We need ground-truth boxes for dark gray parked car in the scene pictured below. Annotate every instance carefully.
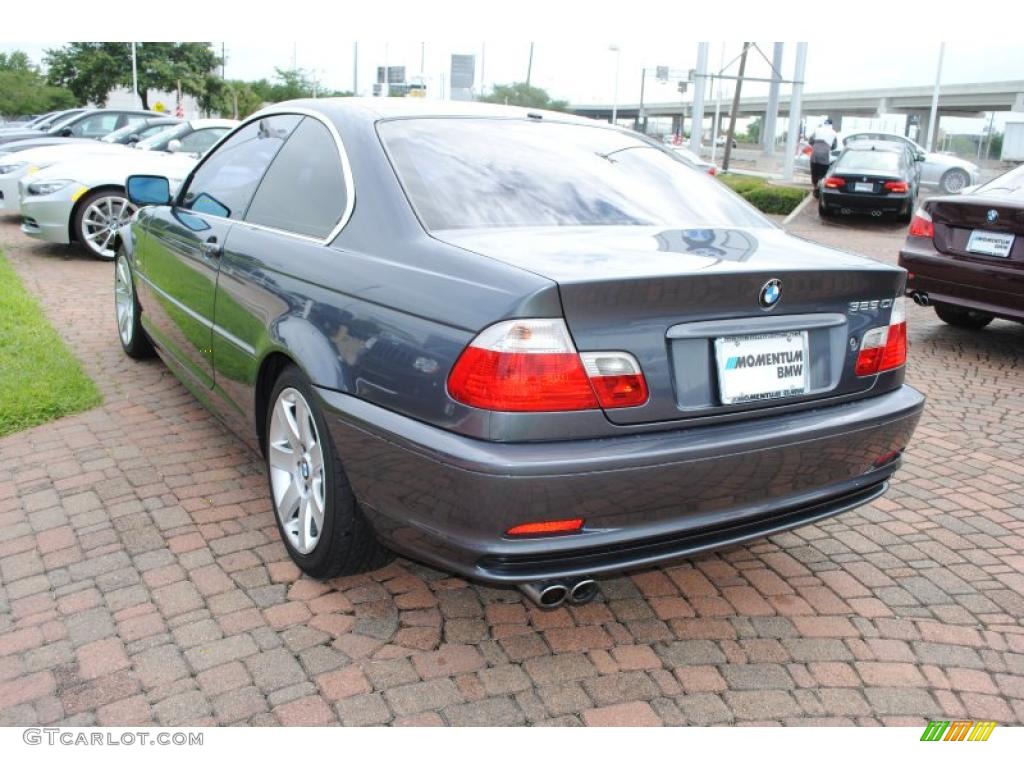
[118,99,924,608]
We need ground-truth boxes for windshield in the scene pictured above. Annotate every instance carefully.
[976,163,1024,198]
[379,118,768,230]
[835,150,902,175]
[135,123,190,151]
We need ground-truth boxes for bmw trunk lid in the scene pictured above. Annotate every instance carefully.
[436,225,907,425]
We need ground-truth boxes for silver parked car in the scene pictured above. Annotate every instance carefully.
[797,131,980,194]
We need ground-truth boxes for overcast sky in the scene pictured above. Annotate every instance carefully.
[5,40,1023,133]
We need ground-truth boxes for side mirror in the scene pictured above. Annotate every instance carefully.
[127,134,141,144]
[126,175,172,206]
[915,152,926,162]
[60,127,73,137]
[167,139,182,153]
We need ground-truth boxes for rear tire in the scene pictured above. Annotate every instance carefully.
[265,365,392,579]
[940,168,970,195]
[818,199,833,218]
[897,203,912,224]
[934,303,993,330]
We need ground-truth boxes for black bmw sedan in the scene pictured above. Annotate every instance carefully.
[117,99,924,608]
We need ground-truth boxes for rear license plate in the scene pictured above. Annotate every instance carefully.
[715,331,809,405]
[966,229,1014,258]
[854,182,874,193]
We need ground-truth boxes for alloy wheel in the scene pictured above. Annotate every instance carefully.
[114,256,134,347]
[942,169,969,194]
[268,387,326,555]
[81,195,137,259]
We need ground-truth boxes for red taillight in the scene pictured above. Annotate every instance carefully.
[447,319,648,412]
[908,207,934,239]
[883,181,908,193]
[707,167,717,176]
[580,352,648,408]
[507,518,584,536]
[855,298,907,376]
[823,177,846,189]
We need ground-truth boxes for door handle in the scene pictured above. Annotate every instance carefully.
[199,237,222,258]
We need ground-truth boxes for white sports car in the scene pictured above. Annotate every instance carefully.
[15,119,237,259]
[19,151,198,259]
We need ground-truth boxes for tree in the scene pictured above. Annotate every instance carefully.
[745,117,762,145]
[45,43,220,110]
[481,82,568,111]
[0,50,77,117]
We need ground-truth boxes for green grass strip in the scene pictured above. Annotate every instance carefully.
[0,250,102,437]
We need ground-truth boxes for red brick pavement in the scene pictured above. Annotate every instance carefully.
[0,211,1022,726]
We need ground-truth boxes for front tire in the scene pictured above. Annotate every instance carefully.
[265,366,391,579]
[74,189,137,260]
[940,168,970,195]
[114,251,155,359]
[934,303,994,330]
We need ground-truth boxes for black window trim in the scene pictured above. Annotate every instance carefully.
[172,107,356,245]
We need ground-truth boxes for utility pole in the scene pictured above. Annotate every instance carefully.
[221,43,226,80]
[782,42,808,181]
[690,42,709,154]
[526,42,534,86]
[722,42,750,172]
[926,42,945,152]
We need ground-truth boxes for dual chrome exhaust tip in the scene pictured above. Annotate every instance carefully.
[520,578,599,609]
[910,291,930,307]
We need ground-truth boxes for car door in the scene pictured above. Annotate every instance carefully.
[211,115,351,429]
[134,114,302,389]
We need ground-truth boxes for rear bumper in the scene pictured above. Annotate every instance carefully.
[821,189,911,213]
[317,385,925,583]
[900,245,1024,322]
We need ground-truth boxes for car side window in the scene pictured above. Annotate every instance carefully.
[244,117,347,239]
[178,128,227,155]
[71,113,120,137]
[179,115,301,220]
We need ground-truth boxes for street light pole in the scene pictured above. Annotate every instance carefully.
[609,45,621,126]
[690,43,709,154]
[131,42,139,109]
[638,68,646,133]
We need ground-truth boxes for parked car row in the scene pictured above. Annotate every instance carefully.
[0,107,237,258]
[108,98,924,605]
[795,130,981,197]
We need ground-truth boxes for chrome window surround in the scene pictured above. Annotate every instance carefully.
[173,107,356,245]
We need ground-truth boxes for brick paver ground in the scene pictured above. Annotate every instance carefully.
[1,207,1022,727]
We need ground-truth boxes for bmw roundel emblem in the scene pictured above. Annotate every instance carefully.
[987,209,999,223]
[759,279,782,309]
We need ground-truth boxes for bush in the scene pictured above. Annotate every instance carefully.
[717,174,807,215]
[741,185,808,215]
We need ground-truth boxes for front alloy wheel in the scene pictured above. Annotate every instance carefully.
[268,387,327,555]
[77,191,137,259]
[114,250,154,359]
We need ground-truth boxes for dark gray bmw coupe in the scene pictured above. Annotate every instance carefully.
[117,99,923,608]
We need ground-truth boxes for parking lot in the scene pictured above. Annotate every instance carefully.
[1,203,1023,727]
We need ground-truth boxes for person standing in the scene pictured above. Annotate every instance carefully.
[807,118,839,197]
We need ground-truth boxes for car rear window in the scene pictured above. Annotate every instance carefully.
[835,150,901,175]
[378,118,768,231]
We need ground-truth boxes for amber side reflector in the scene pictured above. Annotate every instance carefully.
[506,518,585,536]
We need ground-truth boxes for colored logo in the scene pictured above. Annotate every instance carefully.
[986,209,999,223]
[759,279,782,309]
[920,720,997,742]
